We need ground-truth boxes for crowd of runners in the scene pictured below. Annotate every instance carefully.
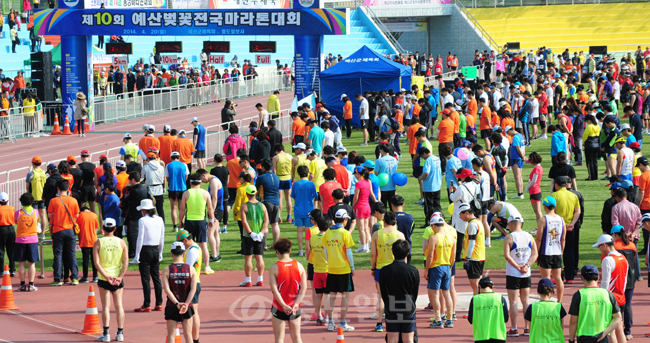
[0,48,648,343]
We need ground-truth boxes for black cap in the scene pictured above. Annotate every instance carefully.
[637,156,649,167]
[580,265,599,275]
[479,277,493,288]
[555,176,568,186]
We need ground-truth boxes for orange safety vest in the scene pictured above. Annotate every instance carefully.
[16,208,38,238]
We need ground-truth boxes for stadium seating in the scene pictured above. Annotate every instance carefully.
[468,3,650,53]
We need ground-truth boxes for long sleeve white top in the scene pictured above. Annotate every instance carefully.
[134,214,165,262]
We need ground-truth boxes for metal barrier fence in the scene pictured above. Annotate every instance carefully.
[0,103,45,140]
[93,73,286,125]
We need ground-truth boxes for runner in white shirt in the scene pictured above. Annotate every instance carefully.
[357,94,370,145]
[535,196,566,302]
[256,103,269,128]
[530,97,539,140]
[503,215,537,337]
[493,88,502,111]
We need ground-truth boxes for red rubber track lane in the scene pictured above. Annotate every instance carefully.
[0,91,293,177]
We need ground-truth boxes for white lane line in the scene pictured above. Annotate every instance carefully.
[5,310,98,337]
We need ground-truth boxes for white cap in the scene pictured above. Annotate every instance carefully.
[592,234,614,248]
[171,151,180,158]
[123,133,132,139]
[136,199,156,211]
[191,117,199,123]
[337,146,347,153]
[429,213,445,225]
[147,124,156,132]
[0,192,8,202]
[340,94,347,100]
[620,123,631,130]
[116,160,126,168]
[142,124,149,130]
[508,214,523,222]
[163,125,171,132]
[455,106,462,111]
[171,241,186,252]
[293,142,306,150]
[304,149,314,155]
[178,130,186,135]
[102,67,106,71]
[457,203,471,213]
[505,125,514,132]
[335,208,351,219]
[104,218,116,227]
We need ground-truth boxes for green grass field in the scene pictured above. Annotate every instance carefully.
[35,127,644,274]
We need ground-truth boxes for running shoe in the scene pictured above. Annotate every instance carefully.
[507,328,519,337]
[316,318,325,326]
[18,284,27,292]
[204,266,215,274]
[71,279,79,285]
[92,277,98,283]
[374,324,383,332]
[340,324,355,331]
[115,333,124,342]
[97,334,110,342]
[286,216,293,224]
[530,229,537,235]
[28,284,38,292]
[511,194,524,199]
[49,281,63,286]
[444,320,454,328]
[298,250,305,257]
[369,313,385,319]
[63,278,70,284]
[452,313,457,321]
[256,281,264,286]
[414,198,424,205]
[134,306,151,312]
[327,322,336,331]
[493,235,506,240]
[240,281,252,287]
[429,321,444,329]
[354,247,366,253]
[310,313,319,320]
[564,280,573,285]
[524,328,530,336]
[79,277,89,283]
[423,304,433,311]
[154,305,163,311]
[10,271,15,277]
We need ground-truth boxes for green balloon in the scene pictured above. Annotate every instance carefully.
[378,173,389,187]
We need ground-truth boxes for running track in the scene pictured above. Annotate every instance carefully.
[3,269,650,342]
[0,91,294,177]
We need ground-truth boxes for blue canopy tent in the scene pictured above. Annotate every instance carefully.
[320,46,412,127]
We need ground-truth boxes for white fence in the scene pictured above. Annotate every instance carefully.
[0,103,46,140]
[0,110,293,211]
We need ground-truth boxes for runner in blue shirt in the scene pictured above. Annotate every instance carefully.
[165,151,190,232]
[420,147,443,229]
[192,117,207,170]
[290,165,318,256]
[306,119,326,154]
[374,143,398,208]
[255,159,281,245]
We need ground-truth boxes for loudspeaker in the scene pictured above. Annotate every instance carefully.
[31,52,54,101]
[589,46,607,56]
[506,42,520,50]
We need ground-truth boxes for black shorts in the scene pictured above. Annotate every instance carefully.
[33,200,46,210]
[98,279,124,292]
[185,220,208,243]
[538,254,562,269]
[480,200,489,215]
[385,313,417,333]
[264,201,280,224]
[13,242,39,263]
[360,119,369,129]
[326,273,354,293]
[164,303,195,322]
[466,260,485,280]
[506,275,531,290]
[192,282,201,304]
[243,236,264,256]
[529,192,542,202]
[80,185,96,203]
[271,306,301,321]
[168,191,184,201]
[531,118,539,124]
[194,150,206,159]
[307,263,314,281]
[214,208,224,222]
[480,129,492,139]
[413,166,423,178]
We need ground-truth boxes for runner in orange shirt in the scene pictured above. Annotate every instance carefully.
[478,98,493,150]
[139,125,161,158]
[158,125,176,165]
[467,93,478,117]
[342,94,353,139]
[77,206,99,282]
[446,104,460,147]
[172,130,195,173]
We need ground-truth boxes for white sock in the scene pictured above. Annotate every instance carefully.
[244,277,251,283]
[257,276,263,282]
[486,237,491,245]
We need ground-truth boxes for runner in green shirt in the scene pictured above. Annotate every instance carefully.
[468,277,509,342]
[240,185,269,287]
[525,278,567,343]
[459,112,467,139]
[568,265,621,343]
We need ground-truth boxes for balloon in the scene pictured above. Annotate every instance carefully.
[378,173,389,187]
[457,147,470,161]
[392,172,408,187]
[448,203,454,216]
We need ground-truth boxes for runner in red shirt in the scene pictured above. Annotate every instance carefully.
[270,238,307,342]
[319,168,342,214]
[596,233,628,343]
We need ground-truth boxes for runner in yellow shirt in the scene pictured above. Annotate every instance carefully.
[370,212,405,332]
[272,144,293,223]
[459,203,486,295]
[425,213,456,329]
[305,209,329,326]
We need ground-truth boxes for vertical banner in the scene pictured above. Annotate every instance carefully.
[294,35,322,100]
[61,35,94,132]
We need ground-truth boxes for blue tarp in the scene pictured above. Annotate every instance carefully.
[320,46,412,127]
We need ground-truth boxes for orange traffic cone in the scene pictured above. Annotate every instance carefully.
[62,116,72,135]
[0,265,19,311]
[85,116,90,132]
[336,327,345,343]
[80,285,102,335]
[51,113,62,135]
[164,323,182,343]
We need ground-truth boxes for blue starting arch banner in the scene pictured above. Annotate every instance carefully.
[34,8,348,36]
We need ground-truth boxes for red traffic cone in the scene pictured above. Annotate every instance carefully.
[0,265,19,310]
[62,116,72,135]
[51,113,62,135]
[80,285,102,335]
